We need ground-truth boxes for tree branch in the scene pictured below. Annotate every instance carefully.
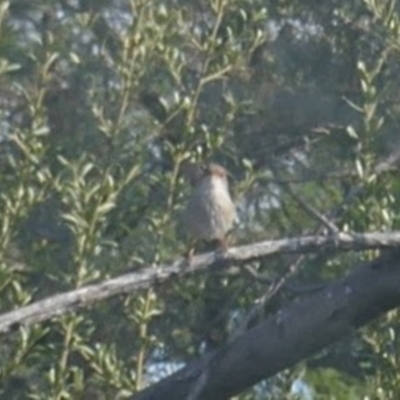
[131,249,400,400]
[1,231,400,333]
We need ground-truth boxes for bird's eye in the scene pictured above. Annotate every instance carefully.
[200,164,209,174]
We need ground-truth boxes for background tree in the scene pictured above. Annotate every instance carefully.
[1,0,400,399]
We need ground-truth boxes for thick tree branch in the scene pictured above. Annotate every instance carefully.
[131,250,400,400]
[1,231,400,334]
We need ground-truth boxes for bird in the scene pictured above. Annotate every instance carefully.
[183,163,236,256]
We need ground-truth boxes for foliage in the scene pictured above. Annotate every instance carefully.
[0,0,400,398]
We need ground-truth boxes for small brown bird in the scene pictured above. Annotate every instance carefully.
[184,163,236,254]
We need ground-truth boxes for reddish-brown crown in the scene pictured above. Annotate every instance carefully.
[204,163,228,179]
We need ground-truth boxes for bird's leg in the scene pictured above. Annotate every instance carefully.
[184,238,197,264]
[216,237,228,253]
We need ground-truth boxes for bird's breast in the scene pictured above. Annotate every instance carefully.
[185,178,236,240]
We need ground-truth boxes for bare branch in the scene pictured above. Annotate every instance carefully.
[1,231,400,333]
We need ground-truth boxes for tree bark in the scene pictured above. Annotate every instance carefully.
[132,250,400,400]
